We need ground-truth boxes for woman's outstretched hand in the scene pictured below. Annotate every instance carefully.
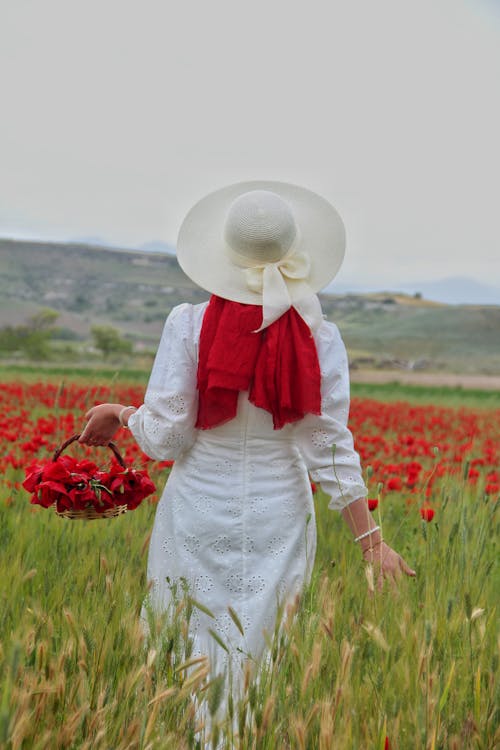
[79,403,123,446]
[340,498,416,591]
[363,542,416,591]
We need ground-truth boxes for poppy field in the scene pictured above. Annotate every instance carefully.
[0,376,499,749]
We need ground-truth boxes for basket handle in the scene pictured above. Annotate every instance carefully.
[52,434,127,468]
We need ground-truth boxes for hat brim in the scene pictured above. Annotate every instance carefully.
[176,180,346,305]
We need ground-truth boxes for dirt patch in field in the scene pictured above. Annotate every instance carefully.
[350,369,500,391]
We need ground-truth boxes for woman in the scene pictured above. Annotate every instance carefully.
[80,181,415,681]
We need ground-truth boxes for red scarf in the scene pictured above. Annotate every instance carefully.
[196,295,322,430]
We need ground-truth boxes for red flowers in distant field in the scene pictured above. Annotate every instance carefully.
[1,381,498,517]
[368,498,379,511]
[23,454,155,514]
[420,506,435,522]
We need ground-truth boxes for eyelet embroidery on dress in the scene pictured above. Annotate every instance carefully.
[213,611,252,644]
[249,496,268,515]
[188,610,201,637]
[166,394,187,415]
[212,535,231,554]
[160,536,175,556]
[194,574,214,594]
[214,459,233,477]
[224,573,266,595]
[224,498,242,518]
[214,613,233,638]
[267,536,286,557]
[241,613,252,633]
[243,535,255,553]
[164,432,185,451]
[247,575,266,594]
[149,416,162,436]
[282,497,296,519]
[193,494,214,515]
[183,535,201,555]
[311,429,331,448]
[271,458,289,480]
[225,573,244,594]
[277,577,289,598]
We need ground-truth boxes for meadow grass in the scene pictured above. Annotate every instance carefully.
[0,363,150,385]
[1,468,498,748]
[350,381,500,410]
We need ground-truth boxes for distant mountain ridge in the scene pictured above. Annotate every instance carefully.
[69,236,176,255]
[57,234,500,305]
[1,237,499,374]
[10,233,499,304]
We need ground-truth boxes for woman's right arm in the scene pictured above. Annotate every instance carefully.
[80,304,200,461]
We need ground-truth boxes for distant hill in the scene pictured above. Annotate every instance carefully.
[0,237,207,341]
[1,238,499,374]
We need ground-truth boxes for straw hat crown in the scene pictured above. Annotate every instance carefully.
[224,190,298,264]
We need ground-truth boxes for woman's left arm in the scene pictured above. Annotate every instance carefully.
[295,321,415,586]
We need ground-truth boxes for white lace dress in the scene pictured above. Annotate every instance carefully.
[128,302,366,676]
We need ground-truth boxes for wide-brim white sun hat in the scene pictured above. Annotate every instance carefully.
[176,180,346,330]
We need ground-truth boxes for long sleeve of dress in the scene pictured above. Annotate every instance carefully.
[295,321,367,511]
[128,304,199,461]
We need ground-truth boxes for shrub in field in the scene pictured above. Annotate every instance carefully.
[0,309,60,360]
[91,325,133,359]
[0,379,499,748]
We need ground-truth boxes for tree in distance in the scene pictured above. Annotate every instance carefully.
[91,325,133,358]
[0,308,60,359]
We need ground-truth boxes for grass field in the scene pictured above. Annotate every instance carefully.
[0,376,498,749]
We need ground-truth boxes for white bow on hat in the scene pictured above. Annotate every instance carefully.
[236,246,323,331]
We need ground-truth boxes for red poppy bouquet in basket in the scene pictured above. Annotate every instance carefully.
[22,434,156,519]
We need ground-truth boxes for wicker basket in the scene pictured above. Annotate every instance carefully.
[52,434,129,520]
[56,503,128,521]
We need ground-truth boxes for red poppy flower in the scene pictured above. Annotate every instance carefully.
[420,506,435,522]
[386,477,403,491]
[368,498,378,511]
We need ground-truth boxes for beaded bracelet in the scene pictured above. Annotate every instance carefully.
[353,526,380,543]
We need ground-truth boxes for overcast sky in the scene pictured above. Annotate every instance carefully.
[1,0,499,287]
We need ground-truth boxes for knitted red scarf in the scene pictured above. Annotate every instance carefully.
[196,295,322,430]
